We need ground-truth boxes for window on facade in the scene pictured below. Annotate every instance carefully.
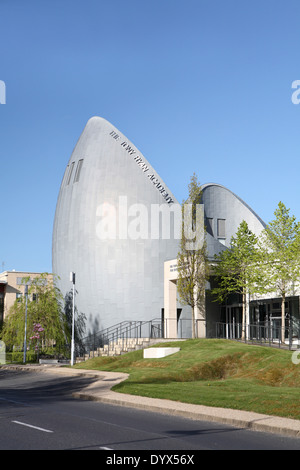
[66,162,75,185]
[74,159,84,183]
[217,219,226,238]
[17,277,28,286]
[16,293,22,302]
[205,218,213,236]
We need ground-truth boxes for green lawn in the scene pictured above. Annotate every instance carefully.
[73,339,300,420]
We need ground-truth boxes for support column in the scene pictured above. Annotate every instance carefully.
[164,262,178,339]
[194,297,206,338]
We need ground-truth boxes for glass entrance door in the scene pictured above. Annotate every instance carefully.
[225,305,243,339]
[271,317,281,341]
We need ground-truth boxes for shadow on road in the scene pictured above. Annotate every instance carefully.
[0,369,99,403]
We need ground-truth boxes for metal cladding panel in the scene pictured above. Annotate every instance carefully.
[52,117,180,334]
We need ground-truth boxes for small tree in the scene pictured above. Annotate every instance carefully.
[259,202,300,342]
[29,323,45,360]
[211,220,261,338]
[177,174,209,338]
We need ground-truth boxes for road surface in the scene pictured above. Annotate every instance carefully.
[0,369,299,451]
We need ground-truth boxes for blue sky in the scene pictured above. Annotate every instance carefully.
[1,0,300,273]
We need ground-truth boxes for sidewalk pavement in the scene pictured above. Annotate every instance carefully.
[2,363,300,439]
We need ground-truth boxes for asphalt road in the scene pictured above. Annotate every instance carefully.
[0,369,299,451]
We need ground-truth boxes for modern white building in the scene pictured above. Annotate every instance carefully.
[52,117,181,335]
[52,117,299,342]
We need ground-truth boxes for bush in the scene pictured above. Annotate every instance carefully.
[11,351,37,363]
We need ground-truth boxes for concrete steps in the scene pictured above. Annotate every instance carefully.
[76,337,152,361]
[76,337,184,362]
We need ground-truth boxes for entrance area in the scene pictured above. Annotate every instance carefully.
[164,259,206,339]
[216,296,300,347]
[219,304,243,339]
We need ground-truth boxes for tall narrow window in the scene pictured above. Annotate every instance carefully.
[206,218,214,236]
[74,159,84,183]
[217,219,226,238]
[66,162,75,185]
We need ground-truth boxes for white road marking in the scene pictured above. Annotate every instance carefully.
[99,446,113,450]
[12,420,53,433]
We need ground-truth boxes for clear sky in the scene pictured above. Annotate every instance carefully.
[1,0,300,273]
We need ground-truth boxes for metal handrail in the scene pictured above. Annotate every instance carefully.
[79,318,163,359]
[215,321,298,350]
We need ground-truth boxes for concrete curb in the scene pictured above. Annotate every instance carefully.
[73,390,300,438]
[2,364,300,439]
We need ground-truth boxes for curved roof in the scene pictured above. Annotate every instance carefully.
[200,183,266,252]
[201,183,266,228]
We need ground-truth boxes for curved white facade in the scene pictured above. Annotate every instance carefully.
[201,183,266,249]
[52,117,181,333]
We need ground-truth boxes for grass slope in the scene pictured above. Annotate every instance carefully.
[74,339,300,420]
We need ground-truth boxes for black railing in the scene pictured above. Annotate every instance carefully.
[215,321,300,350]
[79,319,164,359]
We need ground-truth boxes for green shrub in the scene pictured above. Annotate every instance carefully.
[11,351,37,363]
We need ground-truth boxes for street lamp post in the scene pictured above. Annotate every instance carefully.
[70,272,75,366]
[23,285,28,363]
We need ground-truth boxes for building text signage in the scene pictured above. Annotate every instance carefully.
[109,130,174,204]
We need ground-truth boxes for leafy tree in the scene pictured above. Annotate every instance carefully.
[1,273,66,354]
[211,220,261,338]
[177,174,209,338]
[259,202,300,342]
